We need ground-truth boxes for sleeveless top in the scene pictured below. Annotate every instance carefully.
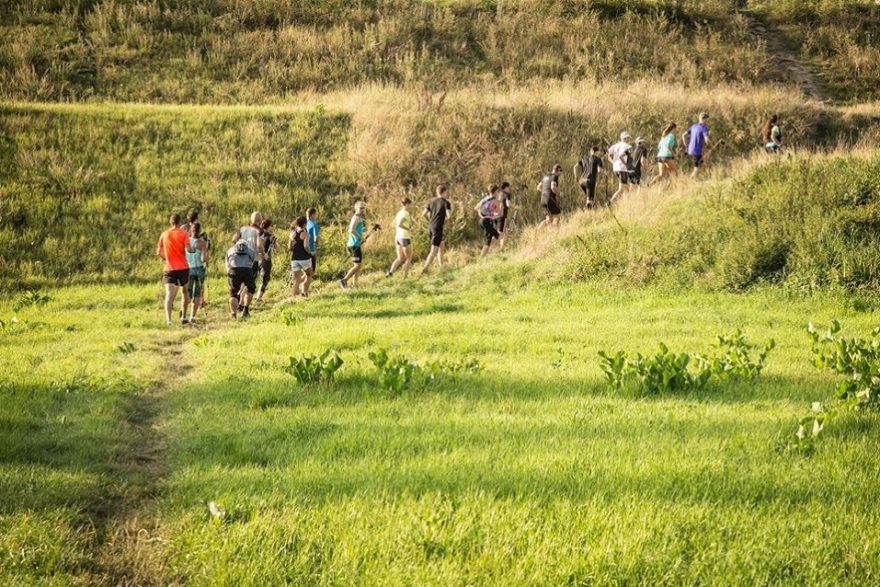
[290,228,310,261]
[186,237,204,269]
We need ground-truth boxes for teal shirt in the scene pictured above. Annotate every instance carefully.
[658,133,676,158]
[347,216,364,247]
[186,237,204,269]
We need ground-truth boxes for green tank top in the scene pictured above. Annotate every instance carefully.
[186,237,204,269]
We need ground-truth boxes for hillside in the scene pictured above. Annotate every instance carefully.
[2,0,878,103]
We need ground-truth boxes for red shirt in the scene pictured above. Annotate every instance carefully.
[157,227,190,271]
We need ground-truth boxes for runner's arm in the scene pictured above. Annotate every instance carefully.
[573,161,582,182]
[157,237,164,260]
[199,240,208,265]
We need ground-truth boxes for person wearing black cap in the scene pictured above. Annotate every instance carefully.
[537,164,563,227]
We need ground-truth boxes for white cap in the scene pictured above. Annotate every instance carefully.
[620,131,631,141]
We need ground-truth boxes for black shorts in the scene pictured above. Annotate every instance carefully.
[429,226,444,247]
[630,173,641,185]
[496,216,508,233]
[543,201,561,216]
[616,171,629,184]
[348,245,363,264]
[228,267,256,297]
[480,218,500,245]
[258,259,272,292]
[691,154,704,168]
[580,181,597,200]
[163,268,189,287]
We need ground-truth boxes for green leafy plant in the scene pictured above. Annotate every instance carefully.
[788,321,880,452]
[369,349,421,394]
[598,344,710,395]
[279,309,301,326]
[0,316,48,335]
[117,341,137,354]
[705,329,776,380]
[192,334,210,348]
[13,289,51,311]
[284,351,344,385]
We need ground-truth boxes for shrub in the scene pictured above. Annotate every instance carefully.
[13,289,50,311]
[705,329,776,380]
[284,351,344,385]
[368,349,422,395]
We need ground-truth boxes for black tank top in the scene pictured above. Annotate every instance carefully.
[290,228,310,261]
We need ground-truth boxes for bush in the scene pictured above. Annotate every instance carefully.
[368,349,422,395]
[284,351,344,385]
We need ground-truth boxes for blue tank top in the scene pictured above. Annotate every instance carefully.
[347,216,365,247]
[186,237,204,268]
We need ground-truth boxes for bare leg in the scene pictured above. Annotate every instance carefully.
[388,244,405,275]
[437,243,444,267]
[164,284,177,324]
[292,270,303,297]
[229,295,239,317]
[303,270,313,296]
[401,247,412,277]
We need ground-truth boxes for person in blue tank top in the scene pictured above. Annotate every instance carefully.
[650,122,678,186]
[339,201,379,289]
[184,221,209,323]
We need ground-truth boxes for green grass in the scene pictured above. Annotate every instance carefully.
[3,272,880,584]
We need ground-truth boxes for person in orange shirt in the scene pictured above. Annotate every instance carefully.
[157,213,195,325]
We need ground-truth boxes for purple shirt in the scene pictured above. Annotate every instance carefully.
[687,123,710,156]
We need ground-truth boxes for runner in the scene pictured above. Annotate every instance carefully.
[683,112,712,178]
[184,221,209,323]
[497,181,514,249]
[387,197,414,278]
[225,238,256,320]
[156,214,194,326]
[650,122,678,185]
[574,146,604,208]
[289,216,314,297]
[339,201,378,289]
[306,207,320,274]
[630,137,648,192]
[763,114,783,152]
[607,132,633,203]
[537,164,563,227]
[233,212,265,308]
[475,185,502,257]
[255,218,276,302]
[421,185,452,274]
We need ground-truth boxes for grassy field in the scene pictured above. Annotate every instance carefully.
[3,269,880,584]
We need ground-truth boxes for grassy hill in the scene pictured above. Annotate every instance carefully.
[2,0,878,103]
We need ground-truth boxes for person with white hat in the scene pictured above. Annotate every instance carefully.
[607,131,633,203]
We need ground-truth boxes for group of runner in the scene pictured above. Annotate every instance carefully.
[155,112,783,324]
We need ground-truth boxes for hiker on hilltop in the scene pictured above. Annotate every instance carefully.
[650,122,678,185]
[233,212,265,314]
[497,181,514,249]
[575,146,604,209]
[289,216,314,297]
[387,197,414,279]
[608,132,633,203]
[537,164,563,227]
[157,213,195,326]
[254,218,276,303]
[630,137,648,192]
[306,208,320,274]
[683,112,712,178]
[184,221,209,323]
[339,201,378,289]
[421,185,452,274]
[763,114,783,153]
[225,238,256,320]
[475,184,502,257]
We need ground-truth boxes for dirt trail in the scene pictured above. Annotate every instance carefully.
[739,11,827,102]
[85,333,196,586]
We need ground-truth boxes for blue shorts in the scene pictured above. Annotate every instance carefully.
[187,266,205,298]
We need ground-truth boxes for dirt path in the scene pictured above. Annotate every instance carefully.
[85,333,196,586]
[739,11,827,102]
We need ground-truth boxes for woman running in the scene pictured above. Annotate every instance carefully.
[475,185,501,257]
[340,201,377,289]
[184,221,208,322]
[387,197,414,278]
[289,216,313,298]
[651,122,678,185]
[763,115,783,153]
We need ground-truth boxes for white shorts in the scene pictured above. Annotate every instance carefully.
[291,259,312,272]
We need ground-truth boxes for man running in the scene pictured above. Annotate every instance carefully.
[575,146,604,209]
[387,197,414,278]
[306,207,320,273]
[184,221,208,323]
[497,181,514,249]
[608,132,633,203]
[421,185,452,274]
[156,214,194,326]
[255,218,276,303]
[225,238,256,320]
[339,201,377,289]
[537,164,563,227]
[475,185,502,257]
[233,212,264,315]
[684,112,712,178]
[630,137,648,192]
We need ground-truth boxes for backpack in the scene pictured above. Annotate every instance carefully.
[479,196,495,218]
[540,174,555,204]
[234,240,249,256]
